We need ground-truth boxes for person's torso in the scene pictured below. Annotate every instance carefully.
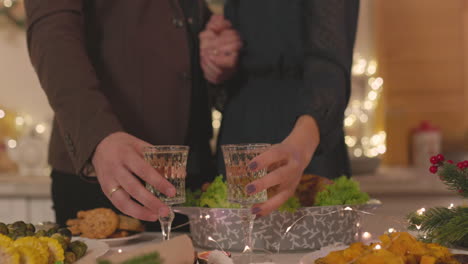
[50,0,214,179]
[82,0,207,144]
[217,0,349,178]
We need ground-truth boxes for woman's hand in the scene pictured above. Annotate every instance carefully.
[92,132,175,221]
[245,116,320,217]
[199,15,242,84]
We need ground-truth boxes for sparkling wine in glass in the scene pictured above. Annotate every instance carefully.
[222,143,271,263]
[143,145,189,241]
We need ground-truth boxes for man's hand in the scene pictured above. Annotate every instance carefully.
[199,15,242,84]
[92,132,176,221]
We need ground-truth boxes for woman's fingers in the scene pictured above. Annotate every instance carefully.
[251,188,295,217]
[246,165,292,195]
[248,145,288,171]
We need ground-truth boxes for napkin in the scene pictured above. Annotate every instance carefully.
[97,235,195,264]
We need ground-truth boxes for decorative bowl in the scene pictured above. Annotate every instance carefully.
[175,200,381,252]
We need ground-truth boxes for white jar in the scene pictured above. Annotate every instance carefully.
[412,121,441,168]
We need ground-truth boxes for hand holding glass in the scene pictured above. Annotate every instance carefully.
[222,143,271,263]
[143,145,189,241]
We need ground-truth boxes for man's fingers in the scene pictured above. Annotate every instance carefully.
[217,30,242,46]
[210,54,238,69]
[115,168,169,214]
[207,15,232,32]
[202,57,222,76]
[103,179,160,221]
[219,41,242,54]
[125,151,176,197]
[201,59,222,84]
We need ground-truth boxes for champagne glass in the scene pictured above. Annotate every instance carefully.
[205,0,226,15]
[222,144,271,263]
[143,145,189,241]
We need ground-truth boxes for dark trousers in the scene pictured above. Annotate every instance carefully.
[50,170,189,231]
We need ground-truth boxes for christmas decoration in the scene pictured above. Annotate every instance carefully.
[345,55,386,161]
[408,154,468,247]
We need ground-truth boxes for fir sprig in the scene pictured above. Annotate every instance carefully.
[407,154,468,247]
[408,206,468,247]
[437,163,468,198]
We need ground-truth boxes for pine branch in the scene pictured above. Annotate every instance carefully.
[434,212,468,245]
[438,163,468,198]
[421,207,456,232]
[407,206,468,247]
[407,207,454,232]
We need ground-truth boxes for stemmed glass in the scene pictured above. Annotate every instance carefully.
[222,143,271,263]
[143,145,189,241]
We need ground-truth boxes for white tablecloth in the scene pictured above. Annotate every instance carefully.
[103,232,309,264]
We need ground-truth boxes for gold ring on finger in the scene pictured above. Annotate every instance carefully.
[108,185,123,198]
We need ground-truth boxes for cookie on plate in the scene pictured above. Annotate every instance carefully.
[118,215,144,232]
[78,208,119,239]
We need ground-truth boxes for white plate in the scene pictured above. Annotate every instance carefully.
[97,233,144,247]
[74,238,110,264]
[300,245,468,264]
[300,245,348,264]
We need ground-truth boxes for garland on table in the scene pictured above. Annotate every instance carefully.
[408,154,468,247]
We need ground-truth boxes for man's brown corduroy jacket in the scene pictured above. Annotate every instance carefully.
[25,0,209,175]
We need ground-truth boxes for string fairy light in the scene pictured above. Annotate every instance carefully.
[346,54,386,159]
[416,208,426,216]
[208,236,229,256]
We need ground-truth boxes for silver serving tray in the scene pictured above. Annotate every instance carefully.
[175,200,381,252]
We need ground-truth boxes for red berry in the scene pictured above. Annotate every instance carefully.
[463,161,468,168]
[430,156,439,165]
[447,160,454,164]
[458,162,465,169]
[436,154,445,162]
[429,166,438,174]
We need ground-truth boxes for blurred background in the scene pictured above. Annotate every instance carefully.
[0,0,467,236]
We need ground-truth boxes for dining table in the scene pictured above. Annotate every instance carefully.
[98,232,309,264]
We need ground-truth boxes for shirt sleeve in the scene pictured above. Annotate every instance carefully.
[298,0,359,153]
[25,0,123,175]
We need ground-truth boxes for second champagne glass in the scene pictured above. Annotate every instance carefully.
[222,143,271,263]
[143,145,189,241]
